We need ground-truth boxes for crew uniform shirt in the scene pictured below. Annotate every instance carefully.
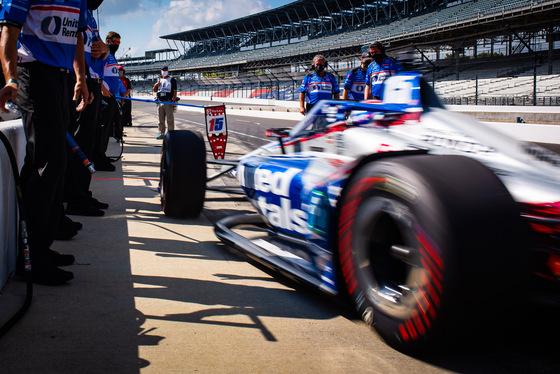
[84,9,104,78]
[299,72,340,105]
[103,53,121,95]
[366,57,402,99]
[156,76,177,102]
[0,0,87,70]
[343,67,368,101]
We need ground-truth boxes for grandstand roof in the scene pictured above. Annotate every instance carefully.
[161,0,396,43]
[146,48,178,53]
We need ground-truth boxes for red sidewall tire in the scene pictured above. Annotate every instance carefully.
[337,154,527,352]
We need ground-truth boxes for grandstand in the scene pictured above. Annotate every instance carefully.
[122,0,560,105]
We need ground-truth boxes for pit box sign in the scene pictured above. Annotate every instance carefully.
[204,105,228,159]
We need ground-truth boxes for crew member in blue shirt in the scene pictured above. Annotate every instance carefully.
[64,0,111,218]
[299,54,340,115]
[93,30,122,171]
[343,52,373,101]
[364,41,403,100]
[0,0,91,285]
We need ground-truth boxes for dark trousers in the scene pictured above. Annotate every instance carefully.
[113,100,123,140]
[122,98,132,125]
[93,94,119,164]
[17,62,69,264]
[65,78,102,207]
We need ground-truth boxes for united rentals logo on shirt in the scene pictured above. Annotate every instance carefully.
[41,16,79,37]
[1,0,86,69]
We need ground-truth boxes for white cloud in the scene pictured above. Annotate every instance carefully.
[146,0,268,52]
[154,0,267,34]
[97,0,274,57]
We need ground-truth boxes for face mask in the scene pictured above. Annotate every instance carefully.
[87,0,104,10]
[374,55,384,65]
[109,44,119,54]
[315,64,325,73]
[161,70,169,77]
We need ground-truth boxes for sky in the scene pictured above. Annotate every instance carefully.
[95,0,295,60]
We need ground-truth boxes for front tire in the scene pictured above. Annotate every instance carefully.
[337,155,527,352]
[160,130,206,217]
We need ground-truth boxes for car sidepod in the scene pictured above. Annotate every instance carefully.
[216,154,352,295]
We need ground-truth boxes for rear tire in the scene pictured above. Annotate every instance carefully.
[337,154,527,352]
[160,130,206,217]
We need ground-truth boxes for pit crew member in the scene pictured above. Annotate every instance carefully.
[299,54,340,115]
[364,41,403,100]
[0,0,91,284]
[343,52,373,101]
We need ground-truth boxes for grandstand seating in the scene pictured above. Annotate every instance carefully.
[179,91,198,96]
[134,57,559,101]
[434,74,560,99]
[212,90,235,98]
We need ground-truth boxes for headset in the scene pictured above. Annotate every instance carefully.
[369,41,386,54]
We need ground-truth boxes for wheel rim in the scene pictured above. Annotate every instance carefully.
[353,196,428,319]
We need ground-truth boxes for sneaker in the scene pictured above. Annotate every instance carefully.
[49,249,75,266]
[156,134,163,140]
[54,224,78,240]
[32,265,74,285]
[64,215,83,231]
[55,215,82,240]
[94,162,116,172]
[90,198,109,210]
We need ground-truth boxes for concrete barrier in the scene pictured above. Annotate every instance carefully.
[0,120,25,288]
[448,105,560,126]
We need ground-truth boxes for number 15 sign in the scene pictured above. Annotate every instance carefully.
[204,105,228,159]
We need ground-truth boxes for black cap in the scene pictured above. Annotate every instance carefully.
[361,52,373,61]
[161,65,169,70]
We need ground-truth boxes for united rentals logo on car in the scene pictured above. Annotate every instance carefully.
[239,164,308,235]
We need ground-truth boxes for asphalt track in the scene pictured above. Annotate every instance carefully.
[0,101,558,373]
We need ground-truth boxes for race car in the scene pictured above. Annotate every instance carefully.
[159,72,560,353]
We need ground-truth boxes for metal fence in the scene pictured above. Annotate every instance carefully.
[442,96,560,106]
[133,74,560,105]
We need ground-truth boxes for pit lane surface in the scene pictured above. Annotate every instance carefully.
[0,101,557,373]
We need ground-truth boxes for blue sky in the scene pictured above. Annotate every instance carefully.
[95,0,295,59]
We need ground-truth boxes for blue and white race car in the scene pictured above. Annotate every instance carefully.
[159,72,560,353]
